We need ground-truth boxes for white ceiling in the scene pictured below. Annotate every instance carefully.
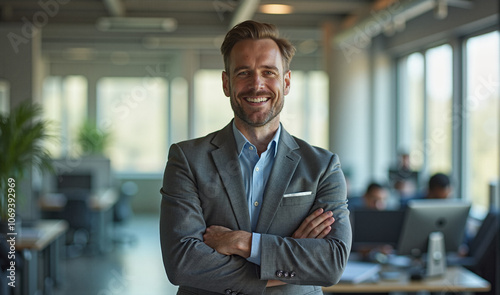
[1,0,379,60]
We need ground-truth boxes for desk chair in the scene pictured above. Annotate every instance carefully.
[112,189,137,245]
[449,210,499,295]
[61,189,93,257]
[466,210,499,295]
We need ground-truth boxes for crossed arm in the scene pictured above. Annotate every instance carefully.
[161,143,351,293]
[203,208,335,287]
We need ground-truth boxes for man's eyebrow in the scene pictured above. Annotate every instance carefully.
[232,65,280,73]
[233,66,250,73]
[261,65,280,72]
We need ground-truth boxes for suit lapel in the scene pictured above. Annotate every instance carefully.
[256,128,301,233]
[211,123,252,232]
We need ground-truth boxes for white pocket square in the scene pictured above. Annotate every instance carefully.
[283,191,312,198]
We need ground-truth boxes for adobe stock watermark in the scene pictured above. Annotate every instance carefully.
[339,1,403,63]
[51,62,170,175]
[96,269,135,295]
[7,0,70,54]
[212,0,238,22]
[410,74,499,165]
[98,63,170,133]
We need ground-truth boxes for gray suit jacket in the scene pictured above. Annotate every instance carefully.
[160,122,351,295]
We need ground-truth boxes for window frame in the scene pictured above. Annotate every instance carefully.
[394,28,499,213]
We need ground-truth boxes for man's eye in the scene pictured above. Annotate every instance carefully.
[237,71,249,76]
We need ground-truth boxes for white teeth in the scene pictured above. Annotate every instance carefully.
[245,97,268,103]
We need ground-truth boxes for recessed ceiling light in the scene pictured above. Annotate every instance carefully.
[259,4,293,14]
[96,17,177,32]
[63,48,95,61]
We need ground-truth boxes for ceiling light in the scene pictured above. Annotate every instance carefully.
[143,37,220,49]
[96,17,177,32]
[259,4,293,14]
[63,48,96,61]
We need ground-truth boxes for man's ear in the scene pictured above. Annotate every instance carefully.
[284,70,291,96]
[222,71,230,97]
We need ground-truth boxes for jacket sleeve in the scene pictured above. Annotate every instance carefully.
[159,143,267,295]
[259,153,352,286]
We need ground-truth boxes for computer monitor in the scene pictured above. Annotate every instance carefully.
[397,199,471,256]
[42,157,113,194]
[56,173,92,192]
[352,209,406,247]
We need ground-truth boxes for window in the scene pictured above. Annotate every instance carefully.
[193,70,233,138]
[396,31,499,211]
[170,77,189,143]
[398,52,425,171]
[426,44,453,174]
[282,71,329,149]
[465,31,499,210]
[42,75,88,158]
[0,80,9,116]
[398,45,453,175]
[97,77,168,174]
[193,69,329,148]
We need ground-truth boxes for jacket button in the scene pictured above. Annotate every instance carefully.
[276,270,284,277]
[284,271,290,278]
[225,289,232,294]
[290,271,296,278]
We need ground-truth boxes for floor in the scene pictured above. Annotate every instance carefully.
[53,214,178,295]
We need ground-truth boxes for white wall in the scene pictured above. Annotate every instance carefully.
[370,36,393,184]
[327,33,394,196]
[329,45,371,195]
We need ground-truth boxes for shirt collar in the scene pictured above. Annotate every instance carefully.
[232,122,281,157]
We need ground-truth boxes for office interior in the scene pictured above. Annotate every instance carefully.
[0,0,498,294]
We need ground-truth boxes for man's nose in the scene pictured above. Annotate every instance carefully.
[250,73,264,90]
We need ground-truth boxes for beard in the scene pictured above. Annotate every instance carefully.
[230,89,284,127]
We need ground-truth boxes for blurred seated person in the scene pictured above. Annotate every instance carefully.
[351,183,394,262]
[389,152,419,199]
[348,182,388,211]
[362,182,389,211]
[400,172,452,208]
[426,172,452,199]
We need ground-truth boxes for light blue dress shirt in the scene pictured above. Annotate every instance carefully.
[233,123,281,265]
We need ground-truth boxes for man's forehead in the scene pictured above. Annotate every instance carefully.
[229,38,283,69]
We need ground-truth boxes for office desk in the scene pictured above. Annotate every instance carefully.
[17,220,68,295]
[323,266,491,293]
[88,188,118,253]
[39,188,118,253]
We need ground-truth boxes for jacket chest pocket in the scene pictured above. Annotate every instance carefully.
[280,192,315,206]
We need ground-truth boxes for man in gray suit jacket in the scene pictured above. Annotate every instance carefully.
[160,20,351,295]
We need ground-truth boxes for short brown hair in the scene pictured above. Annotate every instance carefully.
[220,20,296,73]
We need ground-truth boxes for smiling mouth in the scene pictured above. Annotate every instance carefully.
[244,97,269,103]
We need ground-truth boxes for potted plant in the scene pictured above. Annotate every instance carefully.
[0,102,55,226]
[77,120,111,156]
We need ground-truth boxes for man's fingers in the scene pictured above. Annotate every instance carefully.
[292,209,335,239]
[315,218,335,239]
[304,216,335,238]
[292,208,323,238]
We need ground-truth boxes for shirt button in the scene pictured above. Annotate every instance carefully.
[255,167,260,172]
[249,146,254,150]
[254,201,259,207]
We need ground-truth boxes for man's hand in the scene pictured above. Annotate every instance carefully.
[266,209,334,288]
[204,209,334,289]
[292,208,335,239]
[203,225,252,258]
